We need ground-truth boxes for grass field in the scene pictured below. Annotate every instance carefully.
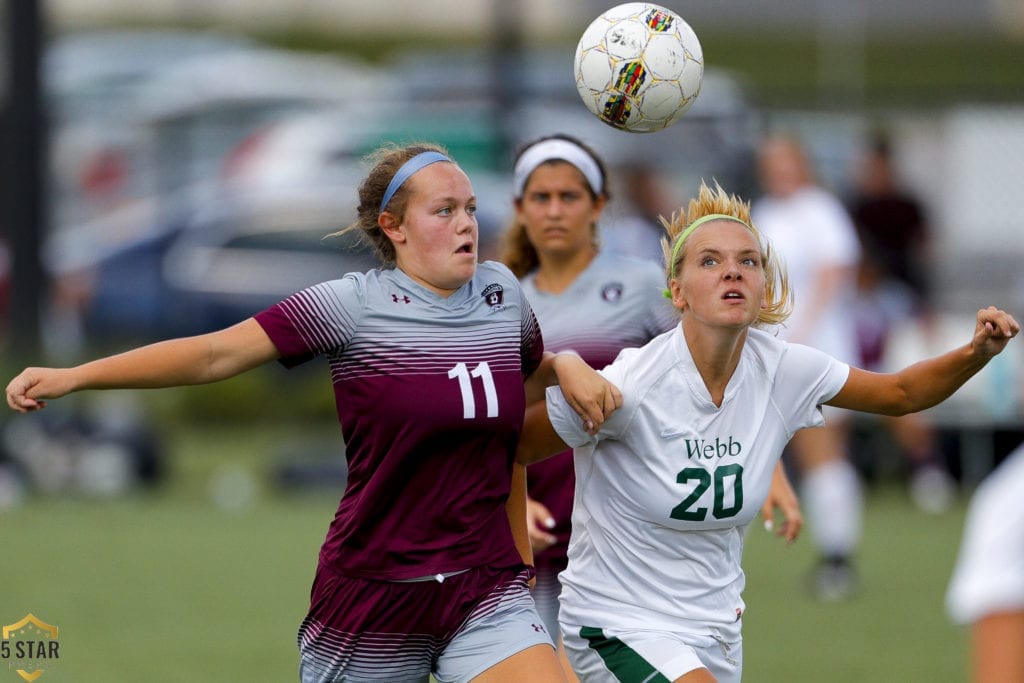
[1,424,972,682]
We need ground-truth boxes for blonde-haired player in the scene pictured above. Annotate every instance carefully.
[517,180,1019,682]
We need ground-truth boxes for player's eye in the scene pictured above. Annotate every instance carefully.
[437,206,452,216]
[701,256,718,266]
[466,204,477,216]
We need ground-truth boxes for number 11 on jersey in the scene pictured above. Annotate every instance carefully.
[448,362,499,419]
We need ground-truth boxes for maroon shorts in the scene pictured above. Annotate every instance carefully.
[297,563,551,682]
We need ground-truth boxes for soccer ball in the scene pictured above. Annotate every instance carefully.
[573,3,704,133]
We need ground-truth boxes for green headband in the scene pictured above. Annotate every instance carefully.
[668,213,752,278]
[663,213,752,298]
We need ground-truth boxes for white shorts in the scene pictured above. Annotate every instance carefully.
[561,624,742,683]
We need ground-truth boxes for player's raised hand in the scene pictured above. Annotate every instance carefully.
[6,367,73,413]
[973,306,1020,359]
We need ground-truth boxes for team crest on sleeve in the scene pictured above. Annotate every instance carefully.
[601,282,624,303]
[482,283,506,310]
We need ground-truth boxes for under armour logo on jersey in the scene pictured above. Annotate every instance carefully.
[601,282,624,303]
[391,293,411,304]
[532,623,547,633]
[482,283,505,308]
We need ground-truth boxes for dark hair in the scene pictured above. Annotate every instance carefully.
[331,142,451,266]
[499,134,609,278]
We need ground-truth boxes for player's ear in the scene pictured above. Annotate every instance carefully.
[512,197,525,220]
[669,278,687,311]
[588,195,608,230]
[378,211,405,243]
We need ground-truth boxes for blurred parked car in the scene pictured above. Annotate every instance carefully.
[41,31,399,348]
[161,191,379,333]
[58,174,379,341]
[47,29,258,230]
[54,101,513,341]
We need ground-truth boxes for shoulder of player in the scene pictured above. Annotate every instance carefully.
[588,252,668,300]
[475,260,528,297]
[293,270,370,302]
[604,325,678,386]
[477,259,517,280]
[759,330,847,380]
[743,327,789,368]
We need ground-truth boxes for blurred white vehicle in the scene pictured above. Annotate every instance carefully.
[47,30,257,230]
[42,31,399,344]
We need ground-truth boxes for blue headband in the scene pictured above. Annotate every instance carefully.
[380,151,451,212]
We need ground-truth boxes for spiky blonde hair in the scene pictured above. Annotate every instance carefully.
[660,180,793,327]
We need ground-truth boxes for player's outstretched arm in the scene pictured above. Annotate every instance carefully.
[6,318,279,413]
[827,306,1019,416]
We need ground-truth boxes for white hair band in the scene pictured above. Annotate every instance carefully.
[513,139,603,198]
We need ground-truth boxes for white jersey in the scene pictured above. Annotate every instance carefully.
[946,444,1024,624]
[752,186,861,363]
[547,325,849,641]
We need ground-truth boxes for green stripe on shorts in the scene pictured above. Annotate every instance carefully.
[579,626,671,683]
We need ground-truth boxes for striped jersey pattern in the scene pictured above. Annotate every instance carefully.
[255,262,543,580]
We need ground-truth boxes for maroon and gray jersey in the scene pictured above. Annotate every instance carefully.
[520,252,677,565]
[254,261,544,580]
[520,251,676,370]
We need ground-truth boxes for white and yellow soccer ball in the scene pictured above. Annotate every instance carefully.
[573,3,704,133]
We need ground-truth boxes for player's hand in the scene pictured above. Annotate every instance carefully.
[973,306,1019,360]
[6,367,72,413]
[553,353,622,435]
[761,464,802,545]
[525,498,558,553]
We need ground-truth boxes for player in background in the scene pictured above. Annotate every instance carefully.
[501,134,803,680]
[946,442,1024,683]
[516,179,1019,683]
[848,133,931,308]
[847,133,956,513]
[751,134,865,600]
[5,143,623,683]
[598,160,680,265]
